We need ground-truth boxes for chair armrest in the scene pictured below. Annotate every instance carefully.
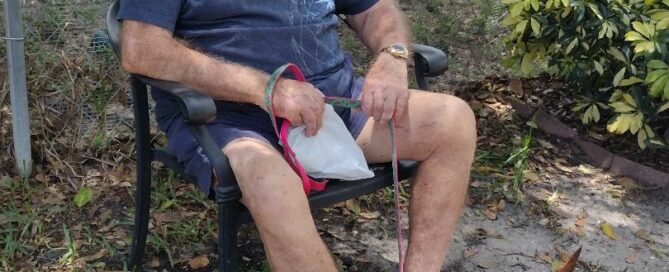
[133,74,217,126]
[411,44,448,77]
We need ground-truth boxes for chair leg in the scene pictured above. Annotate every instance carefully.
[218,202,242,272]
[128,155,152,270]
[128,77,152,271]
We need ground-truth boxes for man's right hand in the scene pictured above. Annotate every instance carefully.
[268,79,325,137]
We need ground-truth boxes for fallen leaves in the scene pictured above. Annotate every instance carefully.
[484,199,506,220]
[188,255,209,269]
[73,186,93,208]
[557,247,581,272]
[625,250,641,264]
[569,209,587,237]
[464,246,479,258]
[600,222,617,240]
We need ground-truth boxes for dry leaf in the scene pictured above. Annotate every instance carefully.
[188,255,210,269]
[153,212,180,223]
[359,211,380,220]
[483,207,497,220]
[577,164,595,175]
[616,177,641,191]
[625,250,640,264]
[497,199,506,210]
[601,222,617,240]
[345,199,361,215]
[536,251,553,263]
[149,258,161,268]
[550,260,565,272]
[464,247,479,258]
[508,79,523,96]
[470,180,485,188]
[557,247,581,272]
[634,229,653,243]
[523,170,540,182]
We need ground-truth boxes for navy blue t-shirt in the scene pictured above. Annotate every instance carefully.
[117,0,378,131]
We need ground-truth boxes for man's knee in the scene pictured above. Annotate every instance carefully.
[222,138,304,207]
[424,94,476,146]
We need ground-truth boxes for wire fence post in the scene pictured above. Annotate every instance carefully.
[4,0,33,177]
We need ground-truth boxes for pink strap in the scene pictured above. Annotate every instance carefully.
[267,64,327,194]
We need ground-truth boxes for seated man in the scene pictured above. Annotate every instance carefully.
[118,0,476,270]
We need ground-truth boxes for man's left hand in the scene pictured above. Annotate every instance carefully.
[361,52,410,123]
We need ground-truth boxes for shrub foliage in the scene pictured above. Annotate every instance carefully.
[502,0,669,149]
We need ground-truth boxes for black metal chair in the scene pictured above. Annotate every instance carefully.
[105,1,448,271]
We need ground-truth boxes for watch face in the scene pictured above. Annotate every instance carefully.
[391,44,407,53]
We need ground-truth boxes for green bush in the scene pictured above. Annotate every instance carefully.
[502,0,669,149]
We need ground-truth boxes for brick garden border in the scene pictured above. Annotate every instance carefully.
[508,97,669,189]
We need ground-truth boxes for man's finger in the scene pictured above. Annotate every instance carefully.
[373,90,385,121]
[381,95,396,123]
[311,104,324,135]
[301,109,318,137]
[361,88,374,116]
[395,92,409,120]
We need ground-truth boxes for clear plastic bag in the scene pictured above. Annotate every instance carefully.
[285,104,374,180]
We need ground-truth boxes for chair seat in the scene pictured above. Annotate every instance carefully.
[152,146,417,223]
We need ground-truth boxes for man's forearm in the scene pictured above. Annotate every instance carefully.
[347,0,411,53]
[121,20,268,107]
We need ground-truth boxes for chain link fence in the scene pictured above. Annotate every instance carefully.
[1,0,139,178]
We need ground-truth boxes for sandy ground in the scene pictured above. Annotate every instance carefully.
[315,167,669,271]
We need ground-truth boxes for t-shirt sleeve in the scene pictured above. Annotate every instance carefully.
[117,0,183,32]
[335,0,379,15]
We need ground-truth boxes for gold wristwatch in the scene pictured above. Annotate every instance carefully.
[380,43,410,60]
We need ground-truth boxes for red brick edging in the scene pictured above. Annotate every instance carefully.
[508,97,669,189]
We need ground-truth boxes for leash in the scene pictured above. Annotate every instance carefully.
[265,63,406,271]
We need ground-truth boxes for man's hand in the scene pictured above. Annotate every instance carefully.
[270,79,325,136]
[362,52,410,123]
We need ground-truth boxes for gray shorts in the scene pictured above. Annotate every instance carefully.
[162,78,368,194]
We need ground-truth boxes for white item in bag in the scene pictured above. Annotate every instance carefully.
[285,104,374,180]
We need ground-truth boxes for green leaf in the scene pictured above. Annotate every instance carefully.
[515,19,529,35]
[521,53,534,75]
[646,69,667,83]
[638,129,648,149]
[623,93,637,108]
[608,47,627,63]
[502,15,525,26]
[530,18,541,35]
[561,0,570,7]
[648,60,668,69]
[613,67,626,87]
[658,102,669,113]
[625,31,647,41]
[632,22,653,38]
[503,0,523,4]
[566,38,578,54]
[607,114,633,134]
[592,104,600,122]
[634,41,656,53]
[610,101,636,112]
[510,2,524,17]
[571,102,590,112]
[657,18,669,30]
[159,199,176,211]
[620,76,644,86]
[594,60,604,75]
[629,113,643,134]
[650,75,669,97]
[74,187,93,208]
[531,0,540,11]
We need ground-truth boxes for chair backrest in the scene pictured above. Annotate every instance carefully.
[105,0,122,58]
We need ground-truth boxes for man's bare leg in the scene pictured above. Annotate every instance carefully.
[222,138,337,271]
[356,90,476,272]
